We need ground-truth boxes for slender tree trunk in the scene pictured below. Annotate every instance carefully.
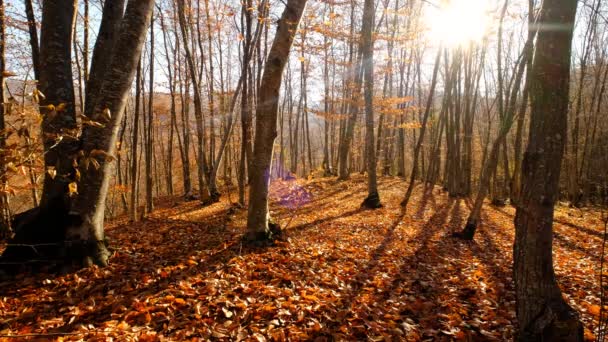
[459,27,533,240]
[176,0,210,202]
[145,14,154,214]
[24,0,41,81]
[129,61,142,222]
[0,0,9,237]
[360,0,381,209]
[401,48,442,210]
[245,0,307,243]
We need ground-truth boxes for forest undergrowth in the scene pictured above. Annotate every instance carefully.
[0,175,604,341]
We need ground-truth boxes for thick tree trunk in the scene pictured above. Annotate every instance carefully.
[39,0,78,207]
[513,0,582,339]
[245,0,307,243]
[72,0,154,267]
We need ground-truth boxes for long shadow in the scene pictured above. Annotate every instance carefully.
[553,231,600,260]
[326,198,457,338]
[0,207,251,336]
[471,224,514,288]
[286,208,363,237]
[493,206,603,239]
[414,187,438,219]
[490,206,600,259]
[447,198,464,230]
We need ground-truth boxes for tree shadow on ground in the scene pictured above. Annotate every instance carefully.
[490,205,600,260]
[0,204,255,336]
[323,196,456,338]
[493,206,603,239]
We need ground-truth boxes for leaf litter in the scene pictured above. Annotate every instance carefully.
[0,175,605,341]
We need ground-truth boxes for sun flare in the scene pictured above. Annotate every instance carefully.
[425,0,491,47]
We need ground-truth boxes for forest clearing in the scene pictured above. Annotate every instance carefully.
[1,176,606,341]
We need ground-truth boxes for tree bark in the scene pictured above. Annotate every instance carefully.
[84,0,125,118]
[0,0,9,237]
[39,0,78,207]
[24,0,41,82]
[245,0,307,243]
[360,0,381,209]
[72,0,154,267]
[513,0,583,339]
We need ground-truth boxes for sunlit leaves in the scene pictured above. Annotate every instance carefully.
[0,176,604,340]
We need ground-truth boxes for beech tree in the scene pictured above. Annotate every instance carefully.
[513,0,582,339]
[6,0,155,267]
[246,0,307,243]
[360,0,382,209]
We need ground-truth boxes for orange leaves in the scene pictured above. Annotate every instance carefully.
[0,176,606,340]
[584,302,602,317]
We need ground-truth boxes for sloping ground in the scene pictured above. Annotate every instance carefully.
[0,175,605,341]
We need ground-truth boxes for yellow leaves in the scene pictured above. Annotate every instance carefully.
[301,292,320,302]
[56,103,68,112]
[31,88,45,103]
[68,182,78,196]
[116,321,130,330]
[2,176,606,340]
[79,114,105,128]
[46,167,57,179]
[398,121,423,129]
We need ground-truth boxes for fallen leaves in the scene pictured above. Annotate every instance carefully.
[0,175,605,340]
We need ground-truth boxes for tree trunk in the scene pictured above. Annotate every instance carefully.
[245,0,307,243]
[24,0,41,82]
[72,0,154,267]
[401,48,442,210]
[176,0,210,203]
[145,14,154,214]
[459,27,533,240]
[39,0,78,207]
[360,0,381,209]
[0,0,9,238]
[129,61,142,222]
[513,0,583,339]
[85,0,125,118]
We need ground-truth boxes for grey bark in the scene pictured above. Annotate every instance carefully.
[245,0,307,242]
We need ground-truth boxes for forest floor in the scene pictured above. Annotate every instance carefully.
[0,175,606,341]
